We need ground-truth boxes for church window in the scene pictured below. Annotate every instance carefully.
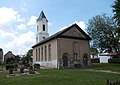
[48,44,51,61]
[43,37,45,39]
[36,49,38,61]
[45,46,47,61]
[41,47,43,61]
[39,48,40,61]
[73,42,79,60]
[37,25,39,31]
[36,37,38,43]
[73,53,78,60]
[43,24,45,31]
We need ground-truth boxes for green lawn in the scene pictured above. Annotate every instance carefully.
[0,63,120,85]
[92,63,120,72]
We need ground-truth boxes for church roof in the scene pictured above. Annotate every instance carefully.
[32,23,92,48]
[37,11,48,22]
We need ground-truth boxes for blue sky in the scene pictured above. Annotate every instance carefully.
[0,0,115,55]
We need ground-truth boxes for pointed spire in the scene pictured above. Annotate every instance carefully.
[37,11,48,22]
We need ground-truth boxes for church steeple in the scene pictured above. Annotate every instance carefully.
[37,11,48,22]
[36,11,49,43]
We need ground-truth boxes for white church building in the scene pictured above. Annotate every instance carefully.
[32,11,92,69]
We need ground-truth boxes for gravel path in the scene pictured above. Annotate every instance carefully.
[84,69,120,74]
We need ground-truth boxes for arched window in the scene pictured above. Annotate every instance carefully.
[43,24,45,31]
[41,47,43,61]
[48,44,51,61]
[36,49,38,61]
[73,42,79,60]
[45,46,47,61]
[39,48,40,61]
[37,25,39,31]
[36,37,38,43]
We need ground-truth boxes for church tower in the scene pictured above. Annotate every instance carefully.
[36,11,49,43]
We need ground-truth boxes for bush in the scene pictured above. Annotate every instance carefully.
[34,64,40,69]
[24,64,30,69]
[112,55,119,58]
[108,58,120,64]
[6,64,18,70]
[91,58,100,63]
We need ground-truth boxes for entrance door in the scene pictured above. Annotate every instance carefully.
[63,53,68,67]
[83,53,88,67]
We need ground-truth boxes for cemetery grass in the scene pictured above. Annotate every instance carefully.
[0,68,120,85]
[92,63,120,72]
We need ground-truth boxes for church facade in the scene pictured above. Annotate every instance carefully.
[32,11,92,69]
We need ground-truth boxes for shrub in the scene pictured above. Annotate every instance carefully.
[6,64,18,70]
[34,64,40,69]
[91,58,100,63]
[112,55,119,58]
[108,58,120,64]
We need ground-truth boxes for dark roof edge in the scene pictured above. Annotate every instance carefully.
[32,23,91,48]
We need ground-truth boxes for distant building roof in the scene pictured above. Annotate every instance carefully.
[37,11,48,22]
[0,48,3,51]
[4,51,15,57]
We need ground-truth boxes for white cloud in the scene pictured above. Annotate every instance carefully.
[0,7,24,32]
[0,7,35,55]
[27,16,37,26]
[17,24,26,30]
[0,30,15,39]
[74,21,86,31]
[5,31,35,55]
[0,7,17,25]
[59,21,86,32]
[59,26,68,31]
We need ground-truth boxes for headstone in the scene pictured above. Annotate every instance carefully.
[29,66,35,74]
[9,68,13,74]
[20,67,24,74]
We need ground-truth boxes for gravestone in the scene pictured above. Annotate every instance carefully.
[9,68,13,74]
[29,66,35,74]
[20,67,24,74]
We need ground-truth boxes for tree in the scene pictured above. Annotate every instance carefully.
[26,49,33,63]
[21,49,33,64]
[112,0,120,39]
[87,14,120,55]
[112,0,120,27]
[15,55,20,63]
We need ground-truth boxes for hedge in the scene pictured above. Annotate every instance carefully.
[91,58,100,63]
[6,64,18,70]
[108,58,120,64]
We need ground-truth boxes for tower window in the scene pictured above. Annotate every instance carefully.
[43,37,45,39]
[43,24,45,31]
[37,25,39,31]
